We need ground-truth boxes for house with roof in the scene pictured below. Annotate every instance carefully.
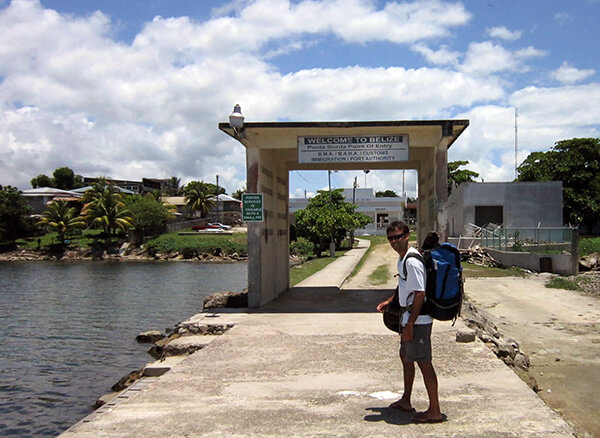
[20,187,83,215]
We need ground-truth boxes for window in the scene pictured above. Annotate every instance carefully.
[475,206,503,227]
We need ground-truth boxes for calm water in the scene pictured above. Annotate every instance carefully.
[0,261,247,437]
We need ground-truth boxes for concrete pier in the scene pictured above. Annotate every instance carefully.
[62,246,574,437]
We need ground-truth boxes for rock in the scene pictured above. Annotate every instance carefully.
[118,242,130,256]
[94,392,119,409]
[149,335,217,358]
[136,330,164,343]
[514,353,530,370]
[456,328,476,343]
[203,290,248,309]
[579,252,600,271]
[494,338,516,359]
[480,333,493,343]
[111,367,144,392]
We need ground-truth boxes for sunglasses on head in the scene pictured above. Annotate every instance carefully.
[387,232,406,242]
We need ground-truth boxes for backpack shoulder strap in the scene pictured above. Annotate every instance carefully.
[402,252,425,280]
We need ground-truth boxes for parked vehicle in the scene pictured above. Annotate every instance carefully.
[191,223,220,231]
[209,222,232,230]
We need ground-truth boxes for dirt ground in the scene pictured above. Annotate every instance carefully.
[341,241,399,290]
[465,276,600,437]
[343,243,600,437]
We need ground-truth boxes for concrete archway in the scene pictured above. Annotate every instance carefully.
[219,120,469,307]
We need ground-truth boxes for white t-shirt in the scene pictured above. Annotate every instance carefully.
[398,246,433,326]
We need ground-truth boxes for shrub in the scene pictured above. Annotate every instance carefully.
[144,231,247,256]
[290,237,314,257]
[545,277,581,291]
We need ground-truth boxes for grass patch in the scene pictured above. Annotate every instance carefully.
[16,229,105,249]
[289,250,350,286]
[545,277,581,291]
[462,262,527,278]
[348,235,387,278]
[144,230,248,256]
[580,237,600,257]
[369,264,390,285]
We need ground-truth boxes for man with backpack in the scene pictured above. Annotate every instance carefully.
[376,221,446,423]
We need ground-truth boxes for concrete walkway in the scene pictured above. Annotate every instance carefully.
[295,238,370,288]
[62,246,575,437]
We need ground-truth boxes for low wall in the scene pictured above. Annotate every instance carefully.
[486,248,577,276]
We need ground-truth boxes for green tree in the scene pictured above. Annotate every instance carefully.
[82,184,132,238]
[0,185,32,242]
[376,190,399,197]
[184,187,215,219]
[52,167,82,190]
[30,174,53,188]
[232,186,246,200]
[517,138,600,227]
[125,194,173,242]
[448,160,479,195]
[295,189,371,256]
[37,199,86,245]
[184,180,225,197]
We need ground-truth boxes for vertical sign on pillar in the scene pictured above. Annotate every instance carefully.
[242,193,264,222]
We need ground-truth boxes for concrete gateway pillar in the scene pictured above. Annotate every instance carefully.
[220,120,468,307]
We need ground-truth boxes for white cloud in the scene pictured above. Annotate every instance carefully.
[450,82,600,183]
[486,26,522,41]
[133,0,471,57]
[554,12,573,26]
[411,43,461,66]
[460,41,546,75]
[0,0,597,197]
[550,61,595,84]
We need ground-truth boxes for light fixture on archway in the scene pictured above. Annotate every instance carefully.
[229,104,245,137]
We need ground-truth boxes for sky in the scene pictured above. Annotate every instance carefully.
[1,0,598,199]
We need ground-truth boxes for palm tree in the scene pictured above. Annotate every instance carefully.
[82,186,132,238]
[184,188,215,219]
[37,200,86,245]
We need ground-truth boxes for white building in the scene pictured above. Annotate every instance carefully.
[289,188,404,235]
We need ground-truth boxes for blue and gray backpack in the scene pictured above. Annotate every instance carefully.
[403,243,464,322]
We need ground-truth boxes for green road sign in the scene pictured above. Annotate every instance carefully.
[242,193,264,222]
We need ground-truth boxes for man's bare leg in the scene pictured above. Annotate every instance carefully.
[413,361,443,421]
[389,354,415,411]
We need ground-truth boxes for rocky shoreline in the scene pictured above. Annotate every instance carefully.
[94,290,248,408]
[460,299,539,392]
[0,245,247,263]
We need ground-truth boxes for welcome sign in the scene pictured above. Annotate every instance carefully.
[297,135,409,164]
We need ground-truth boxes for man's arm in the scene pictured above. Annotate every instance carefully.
[401,290,425,341]
[376,295,395,313]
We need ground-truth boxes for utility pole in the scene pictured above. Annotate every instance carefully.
[216,174,219,223]
[328,170,335,257]
[514,107,519,180]
[402,170,405,199]
[350,176,357,246]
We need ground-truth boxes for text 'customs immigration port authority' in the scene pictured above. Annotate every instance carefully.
[297,135,409,164]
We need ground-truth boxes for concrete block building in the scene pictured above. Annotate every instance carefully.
[446,182,563,237]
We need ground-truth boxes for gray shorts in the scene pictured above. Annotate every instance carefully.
[400,323,432,362]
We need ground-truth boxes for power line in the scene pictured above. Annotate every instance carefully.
[293,170,313,184]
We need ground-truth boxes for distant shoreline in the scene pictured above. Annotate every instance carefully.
[0,248,247,263]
